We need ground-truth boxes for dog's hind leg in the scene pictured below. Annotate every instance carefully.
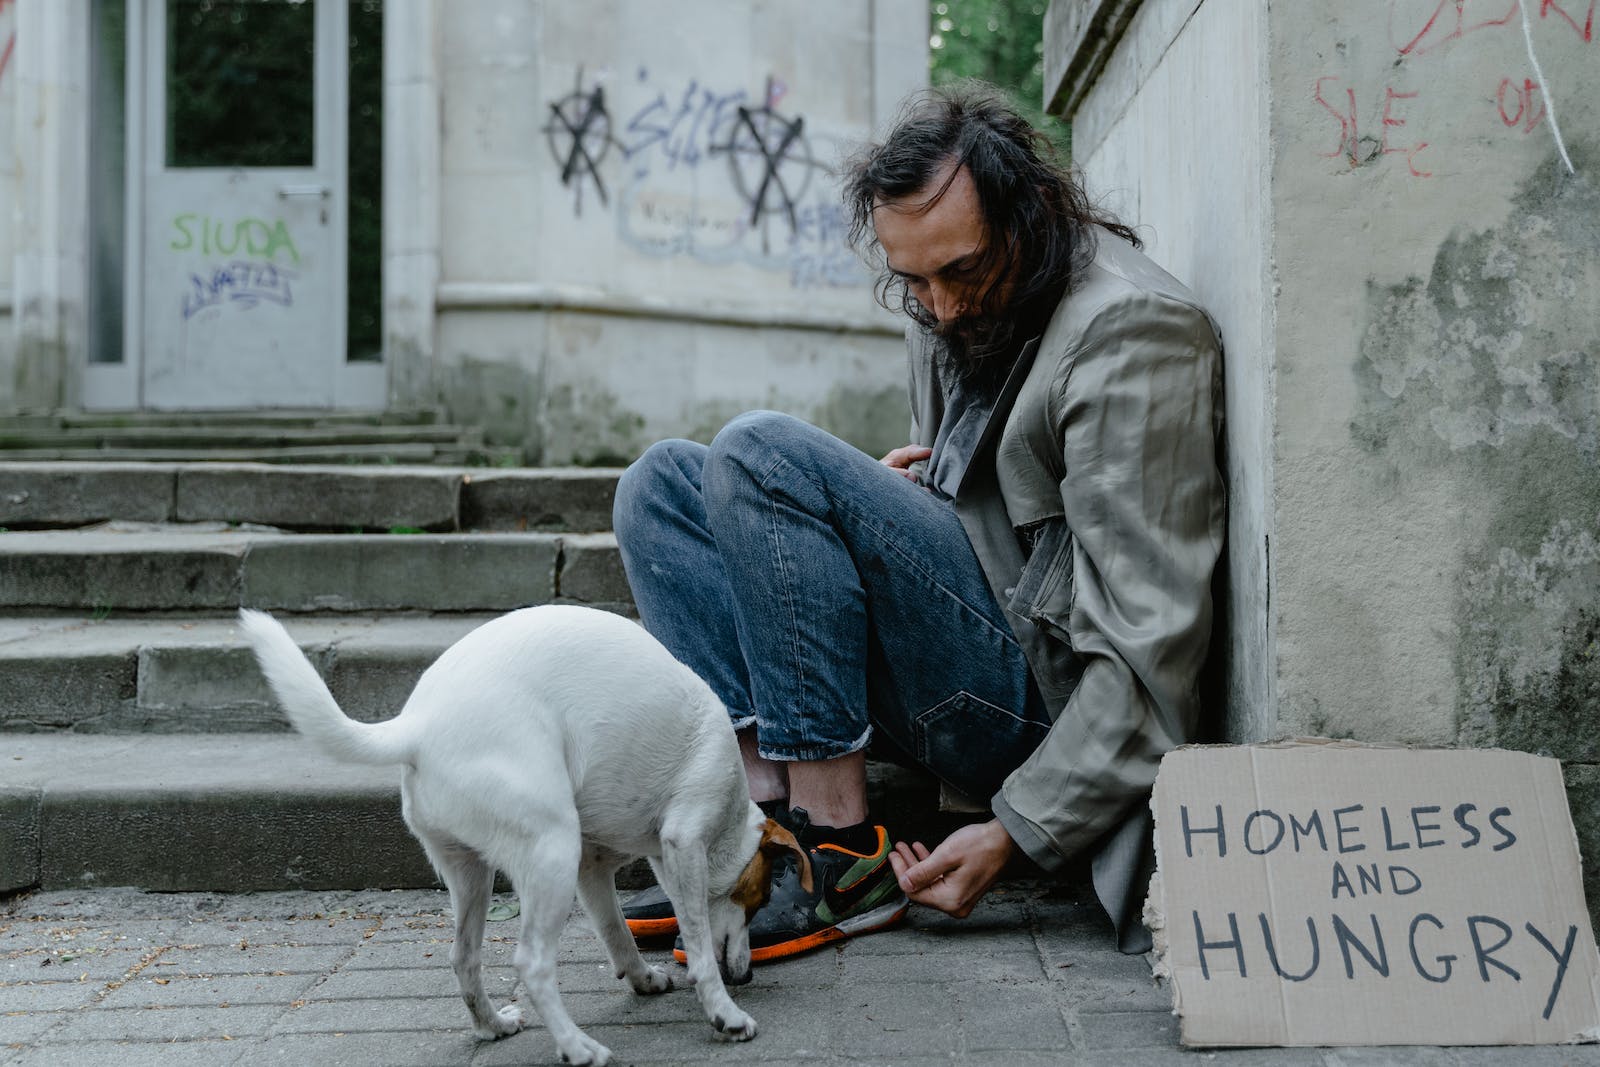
[508,834,613,1067]
[658,837,756,1041]
[576,850,674,996]
[422,837,524,1041]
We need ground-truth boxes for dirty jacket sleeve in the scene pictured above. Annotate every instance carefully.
[991,292,1224,869]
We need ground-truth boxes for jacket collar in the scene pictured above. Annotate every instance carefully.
[954,333,1042,500]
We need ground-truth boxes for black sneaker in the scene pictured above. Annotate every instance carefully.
[672,812,908,964]
[621,883,678,938]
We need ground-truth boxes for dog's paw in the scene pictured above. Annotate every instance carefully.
[557,1032,612,1065]
[474,1004,525,1040]
[625,963,675,996]
[711,1007,757,1042]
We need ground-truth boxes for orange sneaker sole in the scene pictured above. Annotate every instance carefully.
[626,916,679,938]
[671,900,908,965]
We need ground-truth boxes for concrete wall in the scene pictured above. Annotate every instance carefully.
[432,0,927,463]
[1046,0,1274,741]
[0,0,20,399]
[0,0,926,462]
[1271,3,1597,753]
[1050,0,1599,900]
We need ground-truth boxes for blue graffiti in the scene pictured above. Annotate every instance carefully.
[621,75,748,171]
[553,69,866,289]
[181,260,298,320]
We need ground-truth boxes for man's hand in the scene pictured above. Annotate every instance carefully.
[880,444,932,482]
[887,818,1014,918]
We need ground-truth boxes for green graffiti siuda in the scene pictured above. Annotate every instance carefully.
[169,214,302,265]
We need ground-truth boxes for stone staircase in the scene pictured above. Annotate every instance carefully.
[0,410,521,465]
[0,461,962,896]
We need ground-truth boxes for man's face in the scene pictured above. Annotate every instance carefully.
[871,162,1009,341]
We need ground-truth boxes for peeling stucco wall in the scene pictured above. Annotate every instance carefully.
[434,0,927,462]
[1051,0,1599,920]
[1052,1,1598,776]
[1352,153,1598,759]
[1273,6,1597,758]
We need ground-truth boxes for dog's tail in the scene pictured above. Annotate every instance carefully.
[237,608,413,766]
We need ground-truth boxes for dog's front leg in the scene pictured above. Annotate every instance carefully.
[506,837,614,1067]
[659,837,756,1041]
[576,860,674,995]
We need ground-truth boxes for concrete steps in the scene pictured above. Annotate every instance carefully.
[0,460,988,897]
[0,613,494,732]
[1,735,965,895]
[0,411,520,466]
[0,460,639,893]
[0,462,621,531]
[0,526,626,612]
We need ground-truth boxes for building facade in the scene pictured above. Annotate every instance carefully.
[1046,0,1600,899]
[0,0,927,462]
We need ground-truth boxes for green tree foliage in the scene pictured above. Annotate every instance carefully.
[927,0,1070,156]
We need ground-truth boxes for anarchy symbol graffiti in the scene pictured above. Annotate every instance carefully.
[717,78,818,232]
[543,70,618,216]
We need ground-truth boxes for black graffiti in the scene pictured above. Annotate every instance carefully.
[715,78,822,232]
[543,70,619,215]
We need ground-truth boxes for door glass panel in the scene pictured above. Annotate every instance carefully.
[346,0,381,362]
[90,0,127,363]
[167,0,315,168]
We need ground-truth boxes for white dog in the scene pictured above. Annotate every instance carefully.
[238,604,808,1066]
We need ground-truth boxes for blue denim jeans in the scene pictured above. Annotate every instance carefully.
[612,411,1051,802]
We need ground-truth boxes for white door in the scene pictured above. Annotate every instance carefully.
[138,0,349,409]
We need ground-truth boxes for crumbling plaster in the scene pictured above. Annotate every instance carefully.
[1051,0,1598,758]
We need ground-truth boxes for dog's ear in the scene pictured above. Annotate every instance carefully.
[760,819,814,892]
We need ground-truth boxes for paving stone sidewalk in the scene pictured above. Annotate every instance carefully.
[2,885,1597,1066]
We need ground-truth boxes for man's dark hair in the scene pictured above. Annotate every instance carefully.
[843,82,1138,382]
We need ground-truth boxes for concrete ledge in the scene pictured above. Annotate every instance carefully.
[6,736,432,892]
[241,534,560,612]
[1,735,990,894]
[1043,0,1145,118]
[0,462,623,532]
[0,532,248,610]
[39,788,438,893]
[0,462,178,527]
[0,529,574,612]
[0,615,494,732]
[558,533,633,607]
[462,468,621,532]
[0,787,42,893]
[0,641,137,729]
[175,465,463,531]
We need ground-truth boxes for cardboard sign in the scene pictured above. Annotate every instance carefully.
[1147,741,1600,1046]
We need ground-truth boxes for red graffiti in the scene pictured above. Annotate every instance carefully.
[0,0,13,85]
[1497,77,1549,130]
[1539,0,1596,39]
[1315,77,1433,177]
[1391,0,1595,55]
[1392,0,1518,56]
[1315,76,1361,165]
[1381,88,1433,176]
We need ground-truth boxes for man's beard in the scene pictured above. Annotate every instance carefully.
[933,314,1021,394]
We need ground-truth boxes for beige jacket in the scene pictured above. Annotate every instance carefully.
[907,229,1225,951]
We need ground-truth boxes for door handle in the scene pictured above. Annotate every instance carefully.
[277,185,330,200]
